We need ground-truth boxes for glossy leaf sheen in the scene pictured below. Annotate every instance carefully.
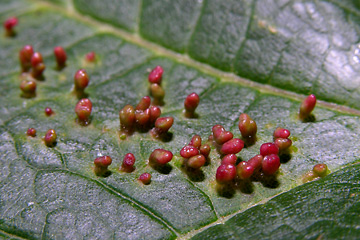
[0,0,360,239]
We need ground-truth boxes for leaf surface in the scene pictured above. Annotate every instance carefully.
[0,0,359,239]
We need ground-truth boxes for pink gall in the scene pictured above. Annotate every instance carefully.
[148,66,164,84]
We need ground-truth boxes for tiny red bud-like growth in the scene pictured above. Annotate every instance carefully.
[135,108,151,127]
[149,149,173,165]
[54,46,67,68]
[138,173,151,185]
[19,45,34,72]
[260,142,279,156]
[199,144,211,158]
[26,128,36,137]
[45,107,54,116]
[20,79,36,97]
[220,138,244,155]
[44,129,57,147]
[85,51,96,62]
[153,117,174,135]
[238,113,257,138]
[148,66,164,84]
[212,125,233,145]
[136,96,151,111]
[212,124,224,133]
[120,153,136,173]
[262,154,280,175]
[75,98,92,123]
[31,52,43,66]
[4,17,18,29]
[74,69,89,91]
[237,161,255,180]
[94,156,112,176]
[273,127,290,139]
[216,164,237,184]
[180,145,199,158]
[184,92,200,117]
[120,105,136,130]
[217,131,233,145]
[31,63,45,78]
[222,154,237,165]
[247,154,263,170]
[150,84,165,103]
[189,135,202,149]
[31,52,45,78]
[313,164,328,178]
[299,94,316,120]
[274,138,292,151]
[4,17,18,36]
[149,106,161,123]
[187,154,206,169]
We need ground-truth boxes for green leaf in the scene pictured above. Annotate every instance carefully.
[191,164,360,240]
[74,0,360,109]
[0,0,359,239]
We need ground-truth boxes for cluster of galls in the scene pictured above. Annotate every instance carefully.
[180,135,211,170]
[93,148,176,185]
[212,124,244,155]
[148,66,165,105]
[18,41,95,101]
[19,45,43,97]
[215,113,293,187]
[95,66,177,181]
[119,66,175,139]
[212,124,244,184]
[7,8,319,190]
[72,68,93,125]
[94,153,140,176]
[19,43,94,146]
[119,96,173,139]
[26,128,58,147]
[13,11,322,189]
[18,45,67,97]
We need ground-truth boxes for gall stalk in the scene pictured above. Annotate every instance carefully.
[44,129,57,147]
[238,113,257,139]
[148,66,163,84]
[149,149,173,165]
[299,94,316,121]
[4,17,18,36]
[19,45,34,72]
[184,92,199,118]
[75,98,92,125]
[138,173,151,185]
[120,153,136,173]
[54,46,67,69]
[94,156,112,177]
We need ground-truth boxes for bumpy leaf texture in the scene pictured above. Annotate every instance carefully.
[0,0,359,239]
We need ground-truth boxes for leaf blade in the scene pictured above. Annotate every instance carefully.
[191,164,360,240]
[0,0,360,239]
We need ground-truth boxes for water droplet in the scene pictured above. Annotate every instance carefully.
[352,56,360,63]
[349,43,360,70]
